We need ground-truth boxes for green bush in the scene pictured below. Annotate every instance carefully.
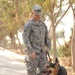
[57,45,71,57]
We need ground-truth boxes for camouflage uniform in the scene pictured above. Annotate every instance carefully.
[22,19,51,75]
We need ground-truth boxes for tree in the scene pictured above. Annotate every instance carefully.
[68,0,75,73]
[0,0,22,50]
[42,0,71,61]
[71,9,75,74]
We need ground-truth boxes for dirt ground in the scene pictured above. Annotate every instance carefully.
[66,67,72,75]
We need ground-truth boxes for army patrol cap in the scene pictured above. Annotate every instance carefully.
[33,5,42,15]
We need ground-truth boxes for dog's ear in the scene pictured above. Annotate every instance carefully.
[55,57,59,63]
[55,57,60,67]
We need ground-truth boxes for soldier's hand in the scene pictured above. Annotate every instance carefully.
[29,52,36,59]
[46,48,50,52]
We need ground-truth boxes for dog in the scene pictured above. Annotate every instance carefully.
[41,57,59,75]
[41,57,67,75]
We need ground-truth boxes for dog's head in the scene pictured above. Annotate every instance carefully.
[42,58,59,75]
[46,63,59,75]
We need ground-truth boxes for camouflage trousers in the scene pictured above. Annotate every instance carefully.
[25,52,47,75]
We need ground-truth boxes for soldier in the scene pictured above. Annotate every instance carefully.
[22,5,51,75]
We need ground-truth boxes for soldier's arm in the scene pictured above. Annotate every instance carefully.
[22,22,33,54]
[45,25,51,49]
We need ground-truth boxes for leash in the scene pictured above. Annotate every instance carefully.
[46,51,51,62]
